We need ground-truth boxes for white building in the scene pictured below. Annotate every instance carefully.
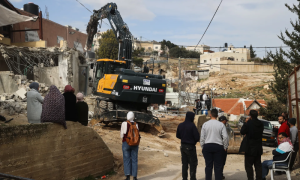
[200,45,250,72]
[92,31,106,52]
[186,45,210,54]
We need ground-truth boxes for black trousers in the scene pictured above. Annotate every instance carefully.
[244,155,262,180]
[290,142,299,170]
[181,143,198,180]
[222,149,228,176]
[202,143,224,180]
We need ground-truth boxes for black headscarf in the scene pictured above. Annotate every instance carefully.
[29,82,39,91]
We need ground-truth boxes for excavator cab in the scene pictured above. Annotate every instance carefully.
[92,59,127,93]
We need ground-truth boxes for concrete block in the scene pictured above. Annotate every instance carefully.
[15,88,26,99]
[0,95,5,101]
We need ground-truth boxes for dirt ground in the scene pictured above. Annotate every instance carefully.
[93,116,300,180]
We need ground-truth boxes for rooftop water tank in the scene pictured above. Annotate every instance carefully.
[24,3,39,16]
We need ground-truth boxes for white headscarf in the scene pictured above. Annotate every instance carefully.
[127,111,134,122]
[120,111,137,139]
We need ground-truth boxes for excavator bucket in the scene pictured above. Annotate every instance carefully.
[227,128,243,154]
[92,104,165,136]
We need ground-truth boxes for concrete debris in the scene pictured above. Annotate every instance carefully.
[15,88,26,99]
[164,152,169,157]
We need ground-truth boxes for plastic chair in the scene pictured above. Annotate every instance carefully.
[270,151,293,180]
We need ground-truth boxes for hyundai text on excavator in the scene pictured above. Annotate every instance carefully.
[86,3,166,135]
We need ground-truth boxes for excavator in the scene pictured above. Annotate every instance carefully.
[86,3,165,135]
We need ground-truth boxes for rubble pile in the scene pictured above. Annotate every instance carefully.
[0,79,66,116]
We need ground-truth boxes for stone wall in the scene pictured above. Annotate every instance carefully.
[0,122,114,180]
[0,71,19,94]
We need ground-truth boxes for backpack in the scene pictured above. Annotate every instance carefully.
[126,121,140,146]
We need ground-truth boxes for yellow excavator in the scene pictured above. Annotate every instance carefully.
[85,3,166,135]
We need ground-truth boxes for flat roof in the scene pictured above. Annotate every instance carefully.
[97,59,126,63]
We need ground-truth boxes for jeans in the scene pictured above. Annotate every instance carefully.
[122,142,139,177]
[202,143,224,180]
[262,160,287,179]
[245,155,262,180]
[181,143,198,180]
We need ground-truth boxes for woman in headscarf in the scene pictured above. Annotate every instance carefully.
[75,92,89,126]
[120,112,139,180]
[41,85,67,129]
[63,85,77,122]
[27,82,44,124]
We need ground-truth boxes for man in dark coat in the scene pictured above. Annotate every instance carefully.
[240,110,264,180]
[176,112,200,180]
[76,93,89,126]
[63,85,78,122]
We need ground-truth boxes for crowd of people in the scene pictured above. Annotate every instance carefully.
[26,82,299,180]
[26,82,89,127]
[175,109,298,180]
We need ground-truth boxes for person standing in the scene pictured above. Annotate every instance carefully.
[120,112,139,180]
[201,91,208,110]
[277,115,290,145]
[63,85,78,122]
[219,116,229,180]
[200,109,228,180]
[27,82,44,124]
[240,110,264,180]
[75,93,89,126]
[288,118,299,170]
[176,112,200,180]
[41,85,67,129]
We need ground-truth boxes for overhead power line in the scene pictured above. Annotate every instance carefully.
[194,0,223,50]
[75,0,92,13]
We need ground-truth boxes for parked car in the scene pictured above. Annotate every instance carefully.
[238,116,277,147]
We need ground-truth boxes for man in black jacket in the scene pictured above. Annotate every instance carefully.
[176,112,200,180]
[240,110,264,180]
[261,132,293,180]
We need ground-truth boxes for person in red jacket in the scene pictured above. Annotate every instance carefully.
[277,115,290,145]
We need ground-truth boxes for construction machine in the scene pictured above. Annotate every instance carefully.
[86,3,165,135]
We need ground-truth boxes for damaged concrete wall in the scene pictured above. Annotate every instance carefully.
[0,71,20,94]
[0,122,114,180]
[34,50,89,94]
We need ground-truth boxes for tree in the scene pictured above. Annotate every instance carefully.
[132,57,144,67]
[169,46,200,58]
[267,1,300,104]
[268,49,292,104]
[249,45,256,58]
[96,29,118,60]
[259,100,286,121]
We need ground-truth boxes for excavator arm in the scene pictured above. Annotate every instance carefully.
[86,3,132,61]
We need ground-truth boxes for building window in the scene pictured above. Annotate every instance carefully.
[148,47,151,50]
[242,58,244,62]
[204,60,207,63]
[236,58,238,61]
[216,58,218,61]
[155,47,158,49]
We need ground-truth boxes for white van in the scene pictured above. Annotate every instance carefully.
[269,121,281,128]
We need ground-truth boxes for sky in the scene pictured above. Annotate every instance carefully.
[9,0,298,58]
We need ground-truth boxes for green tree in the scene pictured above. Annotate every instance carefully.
[249,45,256,58]
[169,46,188,58]
[259,100,286,121]
[268,49,292,104]
[96,29,118,60]
[132,57,144,67]
[267,1,300,104]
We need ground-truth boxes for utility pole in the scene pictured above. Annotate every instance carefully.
[178,57,181,107]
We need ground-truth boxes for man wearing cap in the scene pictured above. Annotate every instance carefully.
[219,116,229,179]
[288,118,299,170]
